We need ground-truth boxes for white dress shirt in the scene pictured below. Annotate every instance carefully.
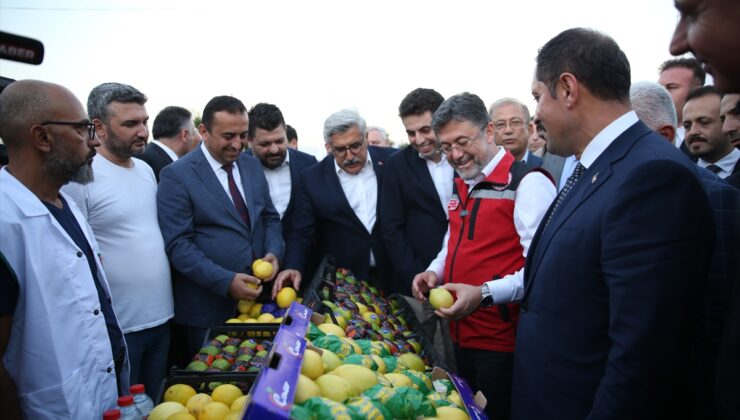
[150,139,179,161]
[426,147,556,303]
[579,111,639,168]
[263,151,292,218]
[674,126,685,149]
[425,155,455,218]
[334,155,378,265]
[697,147,740,179]
[201,142,246,204]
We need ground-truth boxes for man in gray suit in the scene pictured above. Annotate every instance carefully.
[157,96,283,355]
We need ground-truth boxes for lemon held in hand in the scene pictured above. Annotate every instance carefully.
[429,287,454,309]
[251,258,273,280]
[276,286,297,308]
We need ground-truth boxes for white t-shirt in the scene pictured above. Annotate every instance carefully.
[62,155,173,333]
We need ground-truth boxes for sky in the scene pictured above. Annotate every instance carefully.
[1,0,684,159]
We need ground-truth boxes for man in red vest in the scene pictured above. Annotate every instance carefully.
[412,92,555,420]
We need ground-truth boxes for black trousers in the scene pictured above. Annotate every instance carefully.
[454,345,513,420]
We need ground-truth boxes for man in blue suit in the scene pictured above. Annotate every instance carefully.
[489,97,544,168]
[275,109,395,293]
[241,103,318,298]
[512,28,714,419]
[157,96,283,355]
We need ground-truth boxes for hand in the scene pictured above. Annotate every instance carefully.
[228,273,262,301]
[412,271,439,302]
[272,269,302,299]
[435,283,482,320]
[262,253,279,282]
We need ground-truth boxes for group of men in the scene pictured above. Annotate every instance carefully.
[2,1,740,418]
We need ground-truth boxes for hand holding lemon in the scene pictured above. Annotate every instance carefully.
[251,258,273,280]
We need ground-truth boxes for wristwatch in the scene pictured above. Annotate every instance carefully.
[480,283,494,307]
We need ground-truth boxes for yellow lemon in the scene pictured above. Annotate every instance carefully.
[185,393,212,417]
[224,411,242,420]
[257,313,275,323]
[276,287,297,308]
[147,402,187,420]
[435,406,470,420]
[164,384,197,406]
[237,314,250,322]
[294,374,321,404]
[198,401,230,420]
[211,384,243,407]
[237,299,255,314]
[301,349,324,379]
[166,413,196,420]
[230,394,249,412]
[251,259,273,280]
[317,323,346,337]
[225,318,242,324]
[429,287,455,309]
[248,303,262,318]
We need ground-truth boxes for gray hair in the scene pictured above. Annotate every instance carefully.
[87,82,147,122]
[323,108,366,144]
[432,92,490,133]
[488,97,531,123]
[629,81,677,132]
[366,126,388,141]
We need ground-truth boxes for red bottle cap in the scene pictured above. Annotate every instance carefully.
[103,409,121,420]
[130,384,145,394]
[117,395,134,407]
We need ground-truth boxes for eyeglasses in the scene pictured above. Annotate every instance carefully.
[440,127,484,155]
[41,121,96,140]
[331,139,364,156]
[493,119,525,131]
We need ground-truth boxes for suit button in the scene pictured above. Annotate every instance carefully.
[77,251,83,257]
[94,309,100,315]
[107,367,112,373]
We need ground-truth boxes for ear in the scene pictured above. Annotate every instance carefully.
[526,121,534,137]
[179,128,190,143]
[92,118,106,140]
[559,73,580,108]
[484,121,496,144]
[658,125,676,142]
[29,124,53,153]
[198,123,208,137]
[324,143,332,154]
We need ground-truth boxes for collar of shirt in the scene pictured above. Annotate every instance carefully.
[150,139,179,162]
[521,149,530,162]
[698,147,740,174]
[334,153,373,175]
[674,126,685,148]
[200,141,245,196]
[579,111,638,169]
[464,146,507,190]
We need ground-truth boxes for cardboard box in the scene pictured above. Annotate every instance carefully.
[432,366,489,420]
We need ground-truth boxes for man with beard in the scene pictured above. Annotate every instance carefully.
[0,80,128,418]
[242,103,317,299]
[380,88,457,371]
[683,86,740,186]
[412,92,556,419]
[276,109,395,294]
[62,83,172,400]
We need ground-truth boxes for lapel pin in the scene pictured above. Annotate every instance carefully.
[592,173,598,183]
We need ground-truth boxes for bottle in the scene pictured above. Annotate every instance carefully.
[103,409,121,420]
[130,384,154,417]
[117,395,144,420]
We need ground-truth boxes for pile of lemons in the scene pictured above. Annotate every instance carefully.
[148,383,248,420]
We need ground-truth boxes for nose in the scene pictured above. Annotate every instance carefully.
[88,135,101,148]
[669,19,690,56]
[138,124,150,140]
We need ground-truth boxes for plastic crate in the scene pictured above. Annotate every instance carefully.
[155,371,257,405]
[388,293,450,371]
[301,254,336,309]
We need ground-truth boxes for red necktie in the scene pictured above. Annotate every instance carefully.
[222,163,250,227]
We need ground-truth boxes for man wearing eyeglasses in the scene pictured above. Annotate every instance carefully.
[412,92,556,420]
[62,83,172,400]
[489,98,543,168]
[0,80,128,419]
[275,109,396,294]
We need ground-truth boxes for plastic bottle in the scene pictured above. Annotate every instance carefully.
[103,409,121,420]
[117,395,144,420]
[130,384,154,417]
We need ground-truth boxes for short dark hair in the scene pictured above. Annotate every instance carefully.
[247,103,285,139]
[659,57,706,86]
[286,124,298,141]
[431,92,490,134]
[685,85,720,103]
[536,28,631,103]
[399,88,445,118]
[201,96,246,132]
[152,106,192,139]
[87,82,147,122]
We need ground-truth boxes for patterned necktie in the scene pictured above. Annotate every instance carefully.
[222,163,250,227]
[544,162,586,228]
[706,164,722,174]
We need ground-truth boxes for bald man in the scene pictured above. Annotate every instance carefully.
[0,80,128,419]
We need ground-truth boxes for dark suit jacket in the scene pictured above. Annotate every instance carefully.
[380,147,452,295]
[137,142,174,182]
[512,121,714,419]
[283,146,395,291]
[157,147,283,328]
[525,152,544,168]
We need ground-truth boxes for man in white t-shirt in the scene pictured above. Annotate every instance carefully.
[62,82,173,400]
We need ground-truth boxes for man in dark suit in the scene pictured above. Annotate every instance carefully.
[512,28,714,419]
[275,109,395,294]
[157,96,283,355]
[489,97,543,168]
[658,58,705,161]
[242,103,317,298]
[138,106,201,182]
[380,88,456,369]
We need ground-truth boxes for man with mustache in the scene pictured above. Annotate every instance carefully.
[62,82,172,400]
[489,98,544,168]
[0,80,128,418]
[683,86,740,186]
[276,109,395,294]
[412,92,556,419]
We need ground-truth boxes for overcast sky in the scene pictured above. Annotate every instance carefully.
[1,0,683,159]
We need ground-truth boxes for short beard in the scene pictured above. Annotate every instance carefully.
[44,146,95,185]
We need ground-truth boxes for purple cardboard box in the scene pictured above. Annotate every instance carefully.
[433,367,489,420]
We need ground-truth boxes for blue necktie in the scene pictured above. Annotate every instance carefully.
[544,162,586,228]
